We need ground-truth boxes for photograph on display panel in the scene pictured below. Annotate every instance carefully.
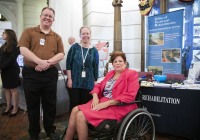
[148,66,163,75]
[162,48,181,63]
[95,41,109,78]
[193,38,200,48]
[193,50,200,62]
[194,17,200,24]
[194,26,200,36]
[149,32,164,46]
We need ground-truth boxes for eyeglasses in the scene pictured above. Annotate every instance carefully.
[41,14,54,19]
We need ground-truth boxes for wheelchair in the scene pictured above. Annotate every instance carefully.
[62,91,155,140]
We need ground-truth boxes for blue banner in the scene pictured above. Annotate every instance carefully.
[147,10,184,75]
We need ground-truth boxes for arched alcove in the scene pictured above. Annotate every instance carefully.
[0,4,17,34]
[0,14,7,21]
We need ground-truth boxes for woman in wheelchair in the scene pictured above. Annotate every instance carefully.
[65,51,139,140]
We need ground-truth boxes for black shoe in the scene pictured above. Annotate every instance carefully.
[9,109,19,117]
[47,132,60,140]
[30,136,40,140]
[2,105,13,116]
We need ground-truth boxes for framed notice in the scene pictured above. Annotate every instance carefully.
[95,42,109,60]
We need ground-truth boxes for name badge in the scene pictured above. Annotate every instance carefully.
[82,71,86,78]
[40,38,45,45]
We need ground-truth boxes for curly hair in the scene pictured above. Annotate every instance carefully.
[110,51,126,63]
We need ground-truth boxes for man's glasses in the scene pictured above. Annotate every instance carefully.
[41,14,54,19]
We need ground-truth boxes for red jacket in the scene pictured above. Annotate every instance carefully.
[91,68,139,103]
[88,68,140,125]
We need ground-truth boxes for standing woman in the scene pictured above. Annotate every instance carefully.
[0,29,20,117]
[66,26,99,112]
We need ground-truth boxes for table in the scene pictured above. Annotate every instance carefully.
[1,75,70,116]
[141,87,200,139]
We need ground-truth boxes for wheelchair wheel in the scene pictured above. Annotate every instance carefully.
[117,108,155,140]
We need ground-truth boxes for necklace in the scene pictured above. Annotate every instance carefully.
[81,46,89,70]
[113,73,120,80]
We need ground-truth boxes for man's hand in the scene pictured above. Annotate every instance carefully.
[35,60,50,72]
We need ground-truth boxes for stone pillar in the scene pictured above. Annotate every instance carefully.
[160,0,167,14]
[15,0,24,38]
[112,0,123,51]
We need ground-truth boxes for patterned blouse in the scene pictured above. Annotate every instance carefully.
[66,43,99,90]
[103,78,116,99]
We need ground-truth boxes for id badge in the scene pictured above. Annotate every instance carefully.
[82,71,86,78]
[40,38,45,45]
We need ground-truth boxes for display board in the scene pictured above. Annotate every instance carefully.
[95,42,109,77]
[193,16,200,62]
[147,10,184,74]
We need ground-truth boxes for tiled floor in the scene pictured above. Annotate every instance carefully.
[0,104,188,140]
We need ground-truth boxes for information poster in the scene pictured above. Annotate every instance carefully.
[193,17,200,62]
[147,10,183,74]
[95,42,109,77]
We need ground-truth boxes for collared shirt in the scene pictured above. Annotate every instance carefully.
[18,25,64,68]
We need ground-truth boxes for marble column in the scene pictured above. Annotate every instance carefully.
[160,0,167,14]
[112,0,123,51]
[15,0,24,38]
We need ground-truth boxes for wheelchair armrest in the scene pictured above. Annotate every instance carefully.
[116,100,142,106]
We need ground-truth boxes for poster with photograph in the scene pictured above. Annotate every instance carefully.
[187,62,200,84]
[148,66,163,75]
[148,10,183,74]
[149,32,164,46]
[95,42,109,60]
[194,17,200,24]
[193,50,200,62]
[193,38,200,48]
[194,26,200,37]
[162,48,181,63]
[95,42,109,77]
